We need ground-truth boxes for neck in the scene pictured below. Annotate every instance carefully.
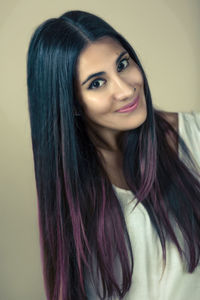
[86,123,124,153]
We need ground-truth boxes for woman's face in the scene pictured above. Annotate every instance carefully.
[76,36,147,140]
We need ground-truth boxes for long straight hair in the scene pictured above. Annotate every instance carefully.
[26,10,200,300]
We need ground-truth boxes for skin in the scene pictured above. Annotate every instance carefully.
[161,111,178,153]
[76,36,147,152]
[76,36,178,188]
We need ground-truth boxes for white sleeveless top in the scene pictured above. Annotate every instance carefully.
[85,111,200,299]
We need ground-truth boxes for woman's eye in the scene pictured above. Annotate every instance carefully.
[87,58,130,90]
[118,57,130,72]
[88,79,105,90]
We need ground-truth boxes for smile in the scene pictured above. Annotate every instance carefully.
[116,95,140,113]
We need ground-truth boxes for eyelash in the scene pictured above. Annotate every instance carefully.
[88,57,130,90]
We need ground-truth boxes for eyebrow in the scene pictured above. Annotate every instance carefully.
[81,50,128,86]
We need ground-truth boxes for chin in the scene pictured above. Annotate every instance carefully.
[122,108,147,131]
[130,118,147,130]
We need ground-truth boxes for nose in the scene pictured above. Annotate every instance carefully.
[111,75,135,102]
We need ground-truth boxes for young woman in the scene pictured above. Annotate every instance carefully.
[26,10,200,300]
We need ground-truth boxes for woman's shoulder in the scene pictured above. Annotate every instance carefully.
[162,110,200,133]
[160,111,178,133]
[160,110,200,157]
[158,110,179,154]
[177,111,200,167]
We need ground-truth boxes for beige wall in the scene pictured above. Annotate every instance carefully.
[0,0,199,299]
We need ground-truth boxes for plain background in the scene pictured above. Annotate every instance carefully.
[0,0,199,299]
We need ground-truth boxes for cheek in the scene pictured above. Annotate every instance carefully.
[82,95,112,115]
[137,70,144,85]
[127,66,143,85]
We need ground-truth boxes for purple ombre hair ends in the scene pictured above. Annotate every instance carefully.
[27,10,200,300]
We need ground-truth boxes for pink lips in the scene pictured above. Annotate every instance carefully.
[116,95,140,113]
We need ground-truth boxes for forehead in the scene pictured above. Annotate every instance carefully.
[76,37,125,79]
